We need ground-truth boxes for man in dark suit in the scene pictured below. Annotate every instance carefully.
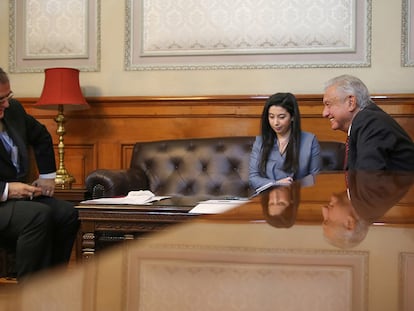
[322,74,414,170]
[0,68,79,281]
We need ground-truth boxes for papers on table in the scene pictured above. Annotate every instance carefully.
[80,190,171,205]
[189,198,249,214]
[80,190,250,214]
[254,180,291,194]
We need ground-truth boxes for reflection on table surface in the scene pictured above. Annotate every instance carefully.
[209,171,414,227]
[3,171,414,311]
[77,171,414,228]
[203,171,414,250]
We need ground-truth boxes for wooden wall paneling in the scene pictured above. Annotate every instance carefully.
[62,145,94,189]
[20,94,414,189]
[95,141,122,169]
[122,144,136,169]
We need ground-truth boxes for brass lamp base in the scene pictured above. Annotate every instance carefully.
[55,170,75,190]
[54,105,75,190]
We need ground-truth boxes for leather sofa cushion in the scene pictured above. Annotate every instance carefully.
[131,137,255,197]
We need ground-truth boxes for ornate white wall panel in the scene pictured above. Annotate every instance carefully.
[9,0,101,72]
[126,246,368,311]
[126,0,371,70]
[402,0,414,66]
[24,0,87,59]
[400,252,414,311]
[142,0,355,56]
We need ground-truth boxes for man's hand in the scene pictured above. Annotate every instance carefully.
[8,182,42,200]
[32,178,56,197]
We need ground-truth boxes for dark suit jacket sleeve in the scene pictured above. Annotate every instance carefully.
[349,105,414,170]
[5,99,56,175]
[352,116,392,169]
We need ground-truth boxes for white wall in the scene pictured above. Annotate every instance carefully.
[0,0,413,97]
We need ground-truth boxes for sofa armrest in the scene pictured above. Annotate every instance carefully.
[85,168,149,199]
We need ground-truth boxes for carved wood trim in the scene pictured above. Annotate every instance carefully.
[19,93,414,117]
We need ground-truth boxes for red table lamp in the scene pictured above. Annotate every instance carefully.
[35,67,89,189]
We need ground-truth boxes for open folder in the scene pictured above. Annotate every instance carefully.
[80,190,171,205]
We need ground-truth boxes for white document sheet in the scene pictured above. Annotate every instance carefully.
[189,199,249,214]
[80,190,171,205]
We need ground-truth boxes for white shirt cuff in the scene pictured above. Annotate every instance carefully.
[1,183,9,202]
[39,172,57,179]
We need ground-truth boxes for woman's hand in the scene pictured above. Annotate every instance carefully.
[278,176,294,184]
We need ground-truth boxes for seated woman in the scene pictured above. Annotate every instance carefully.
[249,92,321,192]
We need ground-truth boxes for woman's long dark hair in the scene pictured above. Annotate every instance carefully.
[259,92,301,176]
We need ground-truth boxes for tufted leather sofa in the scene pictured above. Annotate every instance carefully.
[85,136,345,200]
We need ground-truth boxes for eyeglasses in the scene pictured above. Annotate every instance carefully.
[0,91,13,103]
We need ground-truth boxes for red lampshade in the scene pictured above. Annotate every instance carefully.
[35,67,89,110]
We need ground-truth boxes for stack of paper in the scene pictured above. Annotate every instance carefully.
[80,190,171,205]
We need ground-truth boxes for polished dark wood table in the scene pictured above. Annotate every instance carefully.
[75,197,202,260]
[5,171,414,311]
[76,171,414,262]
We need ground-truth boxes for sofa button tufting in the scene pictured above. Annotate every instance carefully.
[85,137,345,201]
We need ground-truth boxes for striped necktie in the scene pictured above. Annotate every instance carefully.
[343,136,349,170]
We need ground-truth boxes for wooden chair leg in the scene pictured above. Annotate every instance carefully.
[0,248,16,279]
